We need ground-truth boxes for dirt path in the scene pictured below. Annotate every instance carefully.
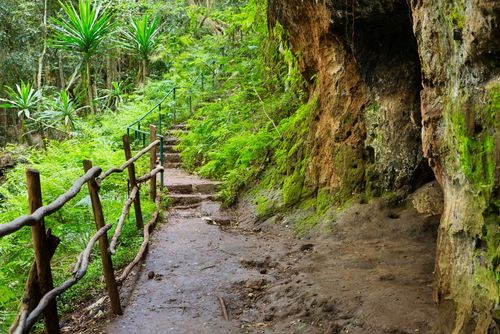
[89,126,437,334]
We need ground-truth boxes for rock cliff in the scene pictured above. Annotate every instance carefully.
[268,0,499,332]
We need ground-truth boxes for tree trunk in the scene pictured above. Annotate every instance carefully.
[58,52,65,89]
[106,56,113,89]
[142,59,147,82]
[85,59,95,114]
[36,0,48,91]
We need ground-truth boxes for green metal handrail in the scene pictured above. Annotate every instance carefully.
[126,68,217,186]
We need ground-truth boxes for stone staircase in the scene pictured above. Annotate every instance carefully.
[163,124,221,208]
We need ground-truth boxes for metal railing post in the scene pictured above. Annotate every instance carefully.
[173,87,177,124]
[137,123,141,145]
[149,125,157,201]
[189,93,193,116]
[160,137,164,189]
[158,103,162,134]
[159,114,163,136]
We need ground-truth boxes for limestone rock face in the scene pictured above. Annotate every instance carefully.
[410,0,500,332]
[268,0,431,200]
[269,0,499,332]
[411,181,444,217]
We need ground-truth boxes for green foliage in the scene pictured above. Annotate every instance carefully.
[0,80,41,119]
[0,84,163,330]
[175,0,314,206]
[39,90,84,130]
[50,0,114,61]
[100,81,129,110]
[122,15,160,62]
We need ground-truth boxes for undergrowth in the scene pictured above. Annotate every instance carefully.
[0,95,166,330]
[177,0,314,208]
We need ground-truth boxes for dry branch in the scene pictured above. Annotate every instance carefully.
[109,187,138,254]
[15,224,113,333]
[0,167,102,238]
[137,166,164,184]
[13,311,28,334]
[117,197,161,284]
[218,296,229,321]
[97,140,160,184]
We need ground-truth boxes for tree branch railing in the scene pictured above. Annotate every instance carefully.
[0,167,102,238]
[1,125,165,334]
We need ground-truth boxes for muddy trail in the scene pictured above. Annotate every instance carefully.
[66,125,438,334]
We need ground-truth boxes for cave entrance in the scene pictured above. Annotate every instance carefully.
[346,0,442,318]
[349,3,437,195]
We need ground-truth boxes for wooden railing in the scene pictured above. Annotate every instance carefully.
[0,125,165,334]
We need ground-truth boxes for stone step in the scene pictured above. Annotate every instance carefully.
[166,182,221,195]
[165,137,179,145]
[165,153,181,163]
[166,184,193,194]
[168,129,188,135]
[193,183,220,194]
[172,123,188,130]
[165,162,182,169]
[165,145,177,153]
[169,194,215,206]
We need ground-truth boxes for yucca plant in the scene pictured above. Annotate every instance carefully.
[51,0,114,114]
[39,90,85,131]
[100,81,129,110]
[122,15,160,82]
[0,81,41,140]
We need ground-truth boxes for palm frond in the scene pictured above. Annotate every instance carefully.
[50,0,114,58]
[0,81,41,118]
[122,15,160,61]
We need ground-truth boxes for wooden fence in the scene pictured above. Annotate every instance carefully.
[0,125,164,334]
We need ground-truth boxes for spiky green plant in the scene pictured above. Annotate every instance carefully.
[51,0,114,114]
[39,90,85,131]
[122,15,160,82]
[100,80,129,110]
[0,81,41,140]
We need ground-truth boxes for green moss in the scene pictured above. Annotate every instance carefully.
[293,213,323,236]
[331,145,365,204]
[450,6,465,30]
[448,84,499,195]
[447,82,500,314]
[479,200,500,296]
[316,188,333,214]
[255,193,274,218]
[282,168,305,206]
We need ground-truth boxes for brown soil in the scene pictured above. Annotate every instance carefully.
[234,198,438,334]
[61,128,438,333]
[65,180,437,333]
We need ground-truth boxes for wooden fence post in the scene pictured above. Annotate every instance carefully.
[149,125,157,201]
[83,160,122,316]
[122,135,143,229]
[26,169,60,334]
[9,231,60,334]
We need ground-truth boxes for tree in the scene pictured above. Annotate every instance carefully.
[122,15,160,83]
[51,0,114,114]
[0,81,41,141]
